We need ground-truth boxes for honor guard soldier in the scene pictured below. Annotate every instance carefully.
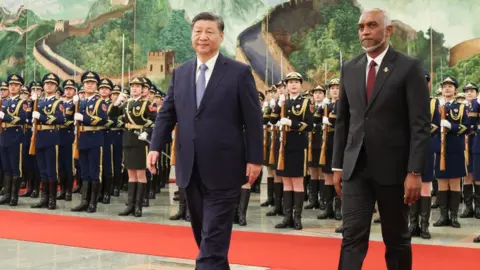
[271,72,313,230]
[0,74,28,206]
[19,83,35,197]
[109,77,156,217]
[305,85,327,210]
[56,79,77,201]
[318,78,342,221]
[259,86,276,207]
[140,77,154,207]
[0,81,10,196]
[433,76,470,228]
[149,87,165,198]
[73,84,84,194]
[408,70,439,239]
[464,82,480,219]
[98,78,114,204]
[30,73,65,210]
[110,85,125,197]
[71,71,108,213]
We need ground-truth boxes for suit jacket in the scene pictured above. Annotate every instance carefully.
[150,53,263,190]
[332,47,430,185]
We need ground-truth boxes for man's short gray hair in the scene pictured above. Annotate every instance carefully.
[362,8,392,27]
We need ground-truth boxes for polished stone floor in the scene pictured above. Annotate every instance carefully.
[1,177,479,269]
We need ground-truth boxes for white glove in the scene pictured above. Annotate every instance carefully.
[269,99,276,108]
[74,113,84,122]
[115,94,126,106]
[73,95,79,104]
[322,98,331,107]
[0,111,4,119]
[439,98,446,106]
[280,118,292,126]
[278,94,286,106]
[323,116,331,125]
[313,123,316,128]
[441,119,451,129]
[138,131,148,142]
[31,126,35,132]
[31,93,38,101]
[275,121,282,127]
[262,101,268,109]
[32,111,40,120]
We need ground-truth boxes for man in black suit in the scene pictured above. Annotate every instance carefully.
[147,12,263,270]
[332,8,430,270]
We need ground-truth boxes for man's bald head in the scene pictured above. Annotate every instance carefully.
[358,8,393,54]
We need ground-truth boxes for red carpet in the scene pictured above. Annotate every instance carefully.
[0,210,477,270]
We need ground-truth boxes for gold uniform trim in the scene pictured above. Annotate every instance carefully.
[110,144,114,176]
[298,122,308,132]
[99,147,103,183]
[430,99,436,122]
[19,143,23,177]
[55,145,59,181]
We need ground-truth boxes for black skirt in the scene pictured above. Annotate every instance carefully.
[277,150,306,177]
[309,149,321,168]
[124,145,148,170]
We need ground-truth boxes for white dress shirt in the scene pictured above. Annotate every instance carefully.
[196,52,219,88]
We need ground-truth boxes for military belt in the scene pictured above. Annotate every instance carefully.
[1,123,21,128]
[37,125,57,131]
[125,123,144,130]
[110,128,123,131]
[79,126,106,132]
[327,127,335,132]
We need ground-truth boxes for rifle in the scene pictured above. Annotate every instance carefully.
[0,98,3,135]
[170,125,177,166]
[29,99,39,155]
[263,125,268,162]
[268,125,277,165]
[439,105,446,171]
[319,105,328,165]
[307,132,313,162]
[73,101,80,159]
[277,100,288,170]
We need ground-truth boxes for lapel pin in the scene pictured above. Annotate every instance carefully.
[384,67,389,73]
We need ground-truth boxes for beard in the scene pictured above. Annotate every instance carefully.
[362,33,386,52]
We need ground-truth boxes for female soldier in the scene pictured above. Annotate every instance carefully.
[109,77,156,217]
[260,85,276,207]
[272,72,313,230]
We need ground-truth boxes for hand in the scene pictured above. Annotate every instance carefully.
[0,111,4,119]
[74,113,84,122]
[31,93,38,101]
[32,111,40,120]
[246,163,262,185]
[404,173,421,205]
[441,119,451,129]
[280,117,292,126]
[322,98,330,107]
[278,94,286,106]
[333,171,343,199]
[147,151,160,174]
[73,95,79,104]
[262,101,268,109]
[269,99,276,108]
[114,93,126,106]
[322,116,331,125]
[439,98,446,106]
[138,131,148,142]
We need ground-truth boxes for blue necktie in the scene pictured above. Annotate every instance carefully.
[196,63,208,108]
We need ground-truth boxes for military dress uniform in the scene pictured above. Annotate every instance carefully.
[0,74,28,206]
[19,83,36,198]
[271,72,313,230]
[31,73,65,210]
[433,77,470,228]
[71,71,108,213]
[109,77,157,217]
[0,81,8,196]
[110,85,125,197]
[57,80,76,201]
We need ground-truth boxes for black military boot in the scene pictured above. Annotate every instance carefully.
[474,187,480,219]
[293,192,304,230]
[449,191,461,228]
[474,235,480,243]
[318,185,335,219]
[102,175,113,204]
[9,177,22,206]
[460,184,474,218]
[305,179,319,209]
[303,175,310,201]
[335,223,344,233]
[260,177,274,207]
[122,170,128,191]
[0,175,13,205]
[87,182,99,213]
[420,196,431,239]
[431,179,438,197]
[30,169,40,198]
[71,183,91,211]
[142,178,150,207]
[185,205,191,222]
[170,188,187,220]
[266,182,284,216]
[72,168,82,193]
[19,170,33,197]
[149,173,159,199]
[433,191,450,227]
[318,179,326,210]
[134,182,146,217]
[238,188,251,226]
[31,180,49,208]
[57,172,66,200]
[48,181,57,210]
[275,191,293,229]
[113,173,121,197]
[162,164,171,188]
[408,200,421,237]
[65,174,73,201]
[334,195,342,220]
[431,192,440,209]
[119,182,137,216]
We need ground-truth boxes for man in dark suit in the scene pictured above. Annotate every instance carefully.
[332,9,430,270]
[147,12,263,270]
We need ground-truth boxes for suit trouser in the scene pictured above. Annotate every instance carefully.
[339,149,411,270]
[0,143,22,177]
[185,160,240,270]
[79,147,102,182]
[36,146,58,182]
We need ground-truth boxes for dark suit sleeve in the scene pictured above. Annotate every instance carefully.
[332,65,350,170]
[405,59,430,173]
[150,69,178,153]
[238,66,263,164]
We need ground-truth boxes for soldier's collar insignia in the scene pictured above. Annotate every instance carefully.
[384,67,389,73]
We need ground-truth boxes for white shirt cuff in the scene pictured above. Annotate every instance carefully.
[332,168,343,171]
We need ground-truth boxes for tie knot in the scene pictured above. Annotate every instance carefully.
[200,63,208,72]
[369,60,377,68]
